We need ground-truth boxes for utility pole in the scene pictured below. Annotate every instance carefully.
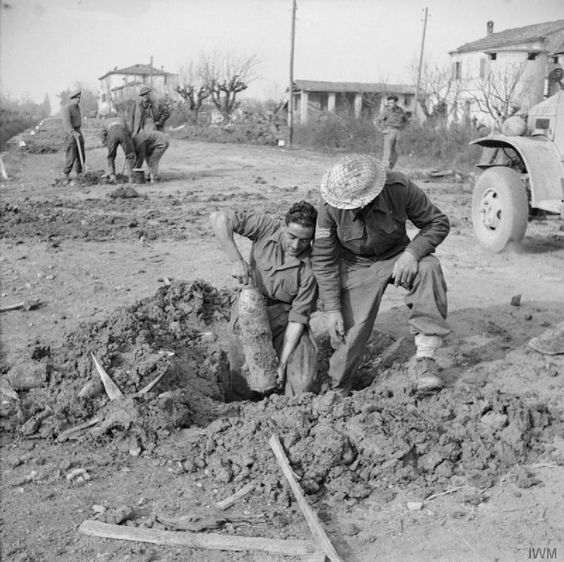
[288,0,297,146]
[150,55,154,91]
[414,7,428,124]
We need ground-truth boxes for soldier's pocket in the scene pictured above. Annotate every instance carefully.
[338,222,364,242]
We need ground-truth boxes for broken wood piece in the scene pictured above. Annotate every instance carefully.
[425,486,464,501]
[90,353,124,400]
[78,519,320,557]
[215,483,255,511]
[57,417,101,442]
[156,514,225,532]
[133,371,166,398]
[0,299,42,313]
[269,435,344,562]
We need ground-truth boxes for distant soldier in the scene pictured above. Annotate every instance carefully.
[133,130,169,183]
[61,89,84,183]
[100,117,136,183]
[375,95,408,170]
[129,86,170,135]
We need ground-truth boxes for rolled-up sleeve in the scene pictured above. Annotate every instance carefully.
[231,210,277,241]
[288,264,318,324]
[311,203,342,312]
[404,179,450,259]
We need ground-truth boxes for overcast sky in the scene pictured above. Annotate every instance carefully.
[1,0,563,112]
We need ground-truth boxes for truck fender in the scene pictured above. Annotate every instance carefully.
[471,135,564,213]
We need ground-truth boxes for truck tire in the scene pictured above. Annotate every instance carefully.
[471,167,529,252]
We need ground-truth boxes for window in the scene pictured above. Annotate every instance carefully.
[528,52,538,61]
[553,56,560,63]
[488,53,497,61]
[453,61,461,80]
[479,58,486,78]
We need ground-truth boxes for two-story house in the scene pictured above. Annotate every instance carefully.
[449,19,564,127]
[98,63,178,117]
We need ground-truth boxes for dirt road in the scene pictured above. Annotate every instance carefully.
[1,137,563,561]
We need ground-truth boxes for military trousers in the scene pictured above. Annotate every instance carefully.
[329,254,450,392]
[382,128,400,170]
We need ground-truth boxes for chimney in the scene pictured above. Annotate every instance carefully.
[487,21,494,35]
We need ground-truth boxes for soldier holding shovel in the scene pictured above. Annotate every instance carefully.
[61,89,85,185]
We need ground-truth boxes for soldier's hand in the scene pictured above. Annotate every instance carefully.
[327,311,345,343]
[231,260,253,286]
[276,363,287,389]
[392,250,419,288]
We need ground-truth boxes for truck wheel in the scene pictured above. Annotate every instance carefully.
[472,167,529,252]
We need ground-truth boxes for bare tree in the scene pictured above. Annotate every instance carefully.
[409,61,466,125]
[468,61,532,130]
[176,61,210,123]
[200,52,260,124]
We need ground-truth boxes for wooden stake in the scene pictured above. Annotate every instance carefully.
[269,435,344,562]
[78,519,320,558]
[215,483,255,511]
[133,371,166,398]
[90,353,124,400]
[57,417,101,442]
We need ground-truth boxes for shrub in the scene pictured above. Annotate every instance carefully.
[294,114,381,153]
[401,123,483,170]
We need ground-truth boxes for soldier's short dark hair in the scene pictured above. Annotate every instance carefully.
[387,95,399,102]
[285,201,317,228]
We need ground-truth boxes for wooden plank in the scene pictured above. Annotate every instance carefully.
[269,435,344,562]
[90,353,124,400]
[78,520,319,557]
[215,483,255,511]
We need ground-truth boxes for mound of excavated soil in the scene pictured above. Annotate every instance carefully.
[4,280,237,446]
[168,382,560,503]
[3,280,561,501]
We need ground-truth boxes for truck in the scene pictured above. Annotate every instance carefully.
[470,91,564,252]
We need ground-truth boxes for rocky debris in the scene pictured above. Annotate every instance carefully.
[167,384,560,502]
[108,186,143,199]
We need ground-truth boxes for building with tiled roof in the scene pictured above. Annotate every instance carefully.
[98,62,178,117]
[291,80,424,124]
[449,20,564,126]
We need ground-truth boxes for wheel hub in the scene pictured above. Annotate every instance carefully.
[479,188,502,230]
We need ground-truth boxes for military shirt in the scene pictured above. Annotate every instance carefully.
[62,103,82,133]
[377,104,407,129]
[312,171,450,312]
[231,210,318,325]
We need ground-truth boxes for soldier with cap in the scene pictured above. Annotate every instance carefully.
[129,86,170,135]
[312,154,450,396]
[129,86,170,182]
[61,89,85,183]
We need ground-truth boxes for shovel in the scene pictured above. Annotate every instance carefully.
[75,134,89,173]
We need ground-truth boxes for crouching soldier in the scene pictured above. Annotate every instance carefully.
[210,202,319,398]
[133,130,169,183]
[100,118,136,183]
